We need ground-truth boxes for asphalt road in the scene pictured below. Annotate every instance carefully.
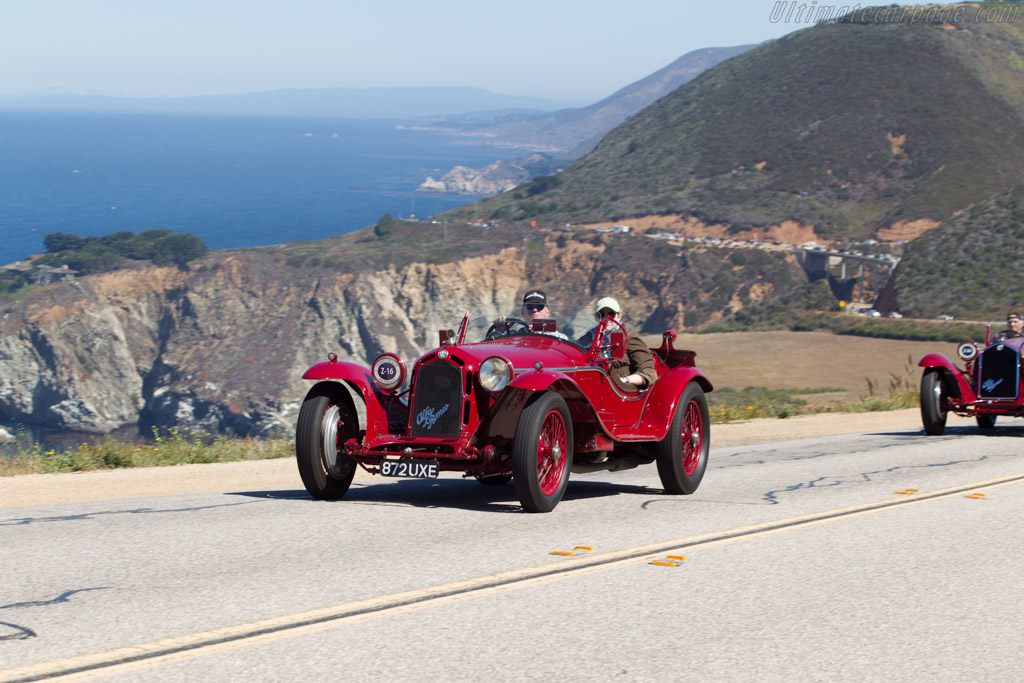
[3,421,1023,682]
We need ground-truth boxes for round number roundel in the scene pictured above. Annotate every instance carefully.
[371,353,405,391]
[957,341,978,361]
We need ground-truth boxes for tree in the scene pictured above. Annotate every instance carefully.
[151,233,208,267]
[43,232,85,253]
[374,214,394,238]
[124,229,174,260]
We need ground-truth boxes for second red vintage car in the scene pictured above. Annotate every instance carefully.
[919,320,1024,434]
[295,301,713,512]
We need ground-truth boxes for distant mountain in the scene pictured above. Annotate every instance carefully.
[454,7,1024,243]
[417,45,755,156]
[0,87,580,119]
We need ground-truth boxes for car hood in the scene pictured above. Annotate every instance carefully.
[428,336,585,370]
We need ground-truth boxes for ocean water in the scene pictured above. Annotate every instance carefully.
[0,111,524,266]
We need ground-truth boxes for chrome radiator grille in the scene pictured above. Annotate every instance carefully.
[410,361,462,437]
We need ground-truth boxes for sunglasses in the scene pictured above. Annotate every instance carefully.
[524,303,546,312]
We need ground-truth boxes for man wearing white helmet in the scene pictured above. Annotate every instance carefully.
[590,296,657,393]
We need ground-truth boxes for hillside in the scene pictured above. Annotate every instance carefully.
[449,4,1024,243]
[889,181,1024,318]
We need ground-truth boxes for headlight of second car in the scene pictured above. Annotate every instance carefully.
[479,357,511,392]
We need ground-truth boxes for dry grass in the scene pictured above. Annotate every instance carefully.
[0,429,293,477]
[654,330,938,394]
[643,330,934,418]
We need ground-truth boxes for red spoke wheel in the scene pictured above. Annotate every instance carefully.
[656,382,710,495]
[513,392,573,512]
[296,382,359,500]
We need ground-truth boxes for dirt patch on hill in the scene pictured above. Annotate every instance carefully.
[578,215,824,245]
[877,219,939,241]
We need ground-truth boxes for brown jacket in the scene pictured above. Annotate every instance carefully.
[608,333,658,393]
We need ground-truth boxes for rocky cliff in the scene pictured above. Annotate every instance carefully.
[418,154,560,195]
[0,225,810,437]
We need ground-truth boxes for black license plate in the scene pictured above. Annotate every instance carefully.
[380,459,439,479]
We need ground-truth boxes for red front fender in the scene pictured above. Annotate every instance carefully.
[302,360,391,437]
[918,353,974,402]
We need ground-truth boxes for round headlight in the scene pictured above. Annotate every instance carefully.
[957,341,978,361]
[371,353,405,392]
[479,357,511,392]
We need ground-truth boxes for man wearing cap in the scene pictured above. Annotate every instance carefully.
[998,312,1023,339]
[488,289,568,340]
[586,297,657,393]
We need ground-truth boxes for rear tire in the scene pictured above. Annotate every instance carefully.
[296,383,359,500]
[920,369,947,436]
[656,382,710,495]
[513,392,572,512]
[976,414,996,430]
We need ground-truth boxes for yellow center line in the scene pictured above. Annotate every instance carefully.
[5,471,1024,682]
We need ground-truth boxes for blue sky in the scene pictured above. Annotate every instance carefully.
[0,0,953,103]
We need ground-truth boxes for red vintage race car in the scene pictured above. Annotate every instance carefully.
[295,301,713,512]
[919,320,1024,434]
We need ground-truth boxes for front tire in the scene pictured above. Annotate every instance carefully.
[977,414,997,430]
[513,392,572,512]
[657,382,710,495]
[920,369,948,436]
[296,383,359,500]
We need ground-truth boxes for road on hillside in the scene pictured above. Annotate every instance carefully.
[3,422,1023,681]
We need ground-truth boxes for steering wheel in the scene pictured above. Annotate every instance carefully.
[485,318,532,340]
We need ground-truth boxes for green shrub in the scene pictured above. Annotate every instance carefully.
[151,233,208,267]
[374,214,394,238]
[35,229,208,274]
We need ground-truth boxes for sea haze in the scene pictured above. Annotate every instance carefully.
[0,111,525,265]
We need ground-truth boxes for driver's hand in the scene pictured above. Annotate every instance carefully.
[492,315,509,332]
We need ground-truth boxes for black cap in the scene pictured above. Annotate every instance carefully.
[1008,312,1022,319]
[523,289,547,306]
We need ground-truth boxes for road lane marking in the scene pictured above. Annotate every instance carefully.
[5,471,1024,682]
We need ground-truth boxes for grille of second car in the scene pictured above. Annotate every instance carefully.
[411,361,462,436]
[977,345,1020,399]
